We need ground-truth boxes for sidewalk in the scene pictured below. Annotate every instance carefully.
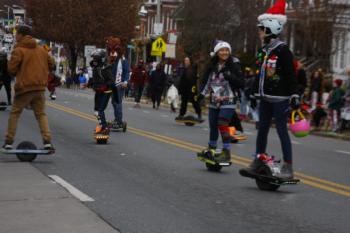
[0,161,119,233]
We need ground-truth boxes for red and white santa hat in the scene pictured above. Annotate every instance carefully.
[258,0,287,25]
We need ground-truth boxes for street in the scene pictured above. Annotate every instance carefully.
[0,88,349,233]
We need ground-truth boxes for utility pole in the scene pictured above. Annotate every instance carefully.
[157,0,161,24]
[156,0,162,62]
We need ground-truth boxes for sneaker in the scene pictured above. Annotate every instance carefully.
[239,156,266,177]
[199,148,216,160]
[2,143,13,150]
[197,115,204,123]
[214,148,231,163]
[275,163,294,180]
[43,141,55,151]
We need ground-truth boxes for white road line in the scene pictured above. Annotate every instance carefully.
[335,150,350,155]
[143,110,150,114]
[161,115,169,118]
[291,140,301,145]
[244,131,253,135]
[49,175,94,202]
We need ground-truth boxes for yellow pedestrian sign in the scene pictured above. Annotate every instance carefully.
[151,37,166,57]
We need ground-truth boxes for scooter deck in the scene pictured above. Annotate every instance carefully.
[233,135,247,141]
[1,149,53,155]
[197,153,231,167]
[176,119,199,125]
[240,169,300,185]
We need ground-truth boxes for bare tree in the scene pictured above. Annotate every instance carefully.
[179,0,274,72]
[25,0,138,75]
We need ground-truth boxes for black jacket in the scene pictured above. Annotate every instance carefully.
[0,55,11,84]
[179,65,198,95]
[149,69,167,93]
[200,56,244,94]
[89,63,113,93]
[253,41,299,101]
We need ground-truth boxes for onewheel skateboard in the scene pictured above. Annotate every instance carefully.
[176,115,202,127]
[1,141,54,162]
[107,121,127,133]
[239,162,300,191]
[197,149,232,172]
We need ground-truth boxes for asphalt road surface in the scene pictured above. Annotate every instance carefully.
[0,88,349,233]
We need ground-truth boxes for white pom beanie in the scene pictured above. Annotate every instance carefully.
[210,41,232,57]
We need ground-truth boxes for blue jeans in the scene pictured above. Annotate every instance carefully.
[256,100,292,163]
[209,108,234,149]
[112,86,125,123]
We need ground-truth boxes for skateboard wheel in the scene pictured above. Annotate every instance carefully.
[206,163,222,172]
[96,139,108,144]
[255,165,280,191]
[16,141,37,162]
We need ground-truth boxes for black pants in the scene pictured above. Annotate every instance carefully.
[152,90,163,108]
[256,100,292,163]
[134,85,144,103]
[0,82,11,104]
[180,93,201,116]
[94,92,111,128]
[230,110,243,132]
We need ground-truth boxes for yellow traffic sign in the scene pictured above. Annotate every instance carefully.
[151,37,166,56]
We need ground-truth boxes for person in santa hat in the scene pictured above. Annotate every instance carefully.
[198,41,244,163]
[240,0,301,180]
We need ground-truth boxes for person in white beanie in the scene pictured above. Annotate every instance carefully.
[198,40,244,163]
[240,0,301,180]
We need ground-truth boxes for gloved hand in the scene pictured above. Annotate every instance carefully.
[290,95,300,110]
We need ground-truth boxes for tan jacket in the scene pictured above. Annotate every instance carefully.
[8,36,55,96]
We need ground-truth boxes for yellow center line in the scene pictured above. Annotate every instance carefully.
[46,102,350,197]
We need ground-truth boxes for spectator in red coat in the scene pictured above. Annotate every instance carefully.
[130,60,148,108]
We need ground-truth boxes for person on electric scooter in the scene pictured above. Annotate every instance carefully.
[199,41,244,163]
[89,49,113,134]
[106,37,130,129]
[240,0,301,180]
[176,57,203,122]
[2,25,55,150]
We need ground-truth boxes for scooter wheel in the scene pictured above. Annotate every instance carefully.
[255,165,280,191]
[16,141,37,162]
[96,139,108,145]
[206,163,222,172]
